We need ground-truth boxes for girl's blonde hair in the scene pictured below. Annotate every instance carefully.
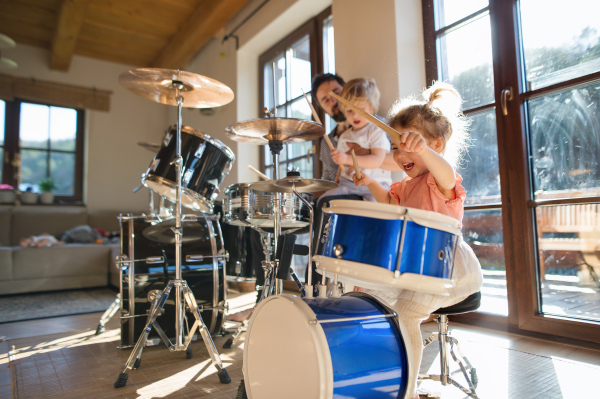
[339,77,381,115]
[387,81,470,168]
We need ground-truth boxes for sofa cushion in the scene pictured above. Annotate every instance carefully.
[11,208,87,246]
[0,209,11,246]
[0,247,12,281]
[12,244,111,279]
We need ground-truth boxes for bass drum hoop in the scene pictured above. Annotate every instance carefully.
[143,174,214,213]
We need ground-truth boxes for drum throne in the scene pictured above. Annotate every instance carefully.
[419,292,481,399]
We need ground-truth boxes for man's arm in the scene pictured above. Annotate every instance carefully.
[380,152,402,171]
[332,148,386,169]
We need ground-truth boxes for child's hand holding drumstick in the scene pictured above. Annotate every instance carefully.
[351,149,373,187]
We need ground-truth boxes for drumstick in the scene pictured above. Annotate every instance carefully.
[247,165,270,180]
[351,149,362,180]
[302,89,335,151]
[329,91,402,140]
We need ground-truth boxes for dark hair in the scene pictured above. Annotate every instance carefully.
[311,73,345,104]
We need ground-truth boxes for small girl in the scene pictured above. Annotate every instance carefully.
[353,81,483,398]
[319,78,391,203]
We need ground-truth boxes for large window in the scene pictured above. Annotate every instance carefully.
[259,8,332,280]
[0,99,84,203]
[259,7,333,180]
[424,0,600,341]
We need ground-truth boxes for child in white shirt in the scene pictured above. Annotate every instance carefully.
[320,78,391,202]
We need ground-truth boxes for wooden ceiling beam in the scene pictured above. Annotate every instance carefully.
[50,0,89,71]
[151,0,251,69]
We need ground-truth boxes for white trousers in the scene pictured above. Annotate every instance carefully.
[365,240,483,397]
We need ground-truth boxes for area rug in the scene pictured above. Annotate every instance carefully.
[0,288,118,324]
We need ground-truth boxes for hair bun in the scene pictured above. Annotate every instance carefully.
[423,81,462,116]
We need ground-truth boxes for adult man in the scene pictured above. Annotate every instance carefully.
[312,73,400,182]
[307,74,401,285]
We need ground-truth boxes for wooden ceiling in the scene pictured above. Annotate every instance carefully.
[0,0,251,71]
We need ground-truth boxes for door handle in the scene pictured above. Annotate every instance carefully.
[501,86,514,116]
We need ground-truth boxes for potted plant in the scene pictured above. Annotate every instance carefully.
[39,177,57,204]
[0,184,17,203]
[20,187,38,204]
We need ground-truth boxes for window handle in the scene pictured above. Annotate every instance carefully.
[501,86,514,116]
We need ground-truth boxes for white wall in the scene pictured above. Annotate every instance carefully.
[332,0,425,182]
[4,44,168,212]
[165,37,240,200]
[332,0,400,114]
[332,0,426,115]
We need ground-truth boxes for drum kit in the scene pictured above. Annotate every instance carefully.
[106,67,463,399]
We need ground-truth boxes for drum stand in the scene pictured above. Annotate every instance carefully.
[114,80,231,388]
[223,142,314,349]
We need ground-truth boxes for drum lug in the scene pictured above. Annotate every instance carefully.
[333,244,344,259]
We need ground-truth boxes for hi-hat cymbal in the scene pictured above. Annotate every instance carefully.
[225,118,325,144]
[249,177,338,193]
[136,140,160,153]
[118,68,234,108]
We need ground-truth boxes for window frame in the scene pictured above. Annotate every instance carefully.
[423,0,600,343]
[1,98,85,204]
[258,7,332,179]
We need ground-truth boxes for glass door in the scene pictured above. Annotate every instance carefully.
[428,0,508,316]
[496,0,600,339]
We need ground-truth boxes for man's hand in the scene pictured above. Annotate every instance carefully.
[346,142,371,156]
[331,148,350,165]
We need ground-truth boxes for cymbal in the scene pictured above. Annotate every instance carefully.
[118,68,234,108]
[225,118,325,144]
[136,140,160,153]
[249,177,338,193]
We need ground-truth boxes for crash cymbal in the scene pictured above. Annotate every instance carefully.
[225,118,325,144]
[136,140,160,153]
[118,68,234,108]
[249,177,338,193]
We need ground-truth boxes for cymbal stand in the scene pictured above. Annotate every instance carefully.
[291,184,314,298]
[114,78,231,389]
[222,143,307,350]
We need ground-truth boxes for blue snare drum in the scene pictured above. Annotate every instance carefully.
[243,293,412,399]
[313,200,460,295]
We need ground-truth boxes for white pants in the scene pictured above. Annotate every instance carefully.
[365,240,483,397]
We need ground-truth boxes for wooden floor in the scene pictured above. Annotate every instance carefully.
[1,310,600,398]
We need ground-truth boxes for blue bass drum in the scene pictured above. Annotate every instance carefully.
[313,200,461,295]
[243,293,412,399]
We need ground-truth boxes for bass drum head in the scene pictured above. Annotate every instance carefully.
[243,295,334,399]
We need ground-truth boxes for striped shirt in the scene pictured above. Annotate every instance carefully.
[319,127,340,181]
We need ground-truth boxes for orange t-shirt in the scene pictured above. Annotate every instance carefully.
[389,172,466,226]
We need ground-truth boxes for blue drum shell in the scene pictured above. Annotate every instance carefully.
[304,295,409,399]
[322,213,455,279]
